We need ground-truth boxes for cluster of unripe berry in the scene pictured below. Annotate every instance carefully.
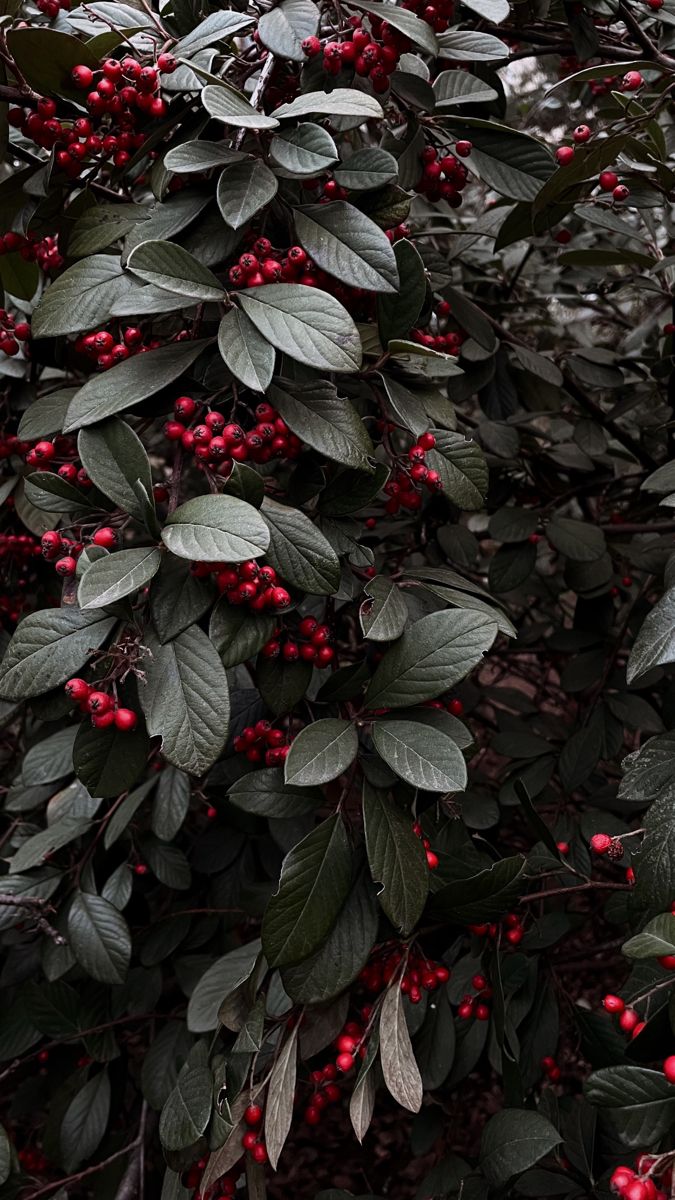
[610,1158,671,1200]
[412,821,439,870]
[233,720,292,766]
[383,432,442,515]
[194,559,291,613]
[457,972,493,1022]
[74,325,158,372]
[260,616,335,667]
[240,1104,268,1165]
[303,1063,343,1125]
[0,310,30,358]
[0,231,63,271]
[414,144,470,207]
[468,911,525,945]
[41,525,115,577]
[301,15,410,94]
[164,397,302,471]
[411,299,467,353]
[64,676,138,731]
[358,945,450,1005]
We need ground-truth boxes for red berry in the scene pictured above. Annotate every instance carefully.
[573,124,591,143]
[92,526,117,549]
[599,170,619,191]
[664,1055,675,1083]
[590,832,612,854]
[613,184,630,202]
[555,146,574,165]
[455,140,472,157]
[114,707,138,732]
[55,556,77,576]
[65,677,90,702]
[244,1104,263,1127]
[602,994,625,1015]
[302,35,322,55]
[72,65,94,89]
[448,698,463,716]
[336,1052,354,1072]
[623,70,643,90]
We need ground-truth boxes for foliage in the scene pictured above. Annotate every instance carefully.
[0,0,674,1197]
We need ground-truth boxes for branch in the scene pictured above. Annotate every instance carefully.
[521,879,629,903]
[617,0,674,66]
[0,894,65,944]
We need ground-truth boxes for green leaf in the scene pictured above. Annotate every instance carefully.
[264,1025,299,1169]
[282,871,378,1003]
[216,160,278,230]
[334,148,398,191]
[377,239,426,344]
[218,307,275,393]
[69,204,150,257]
[584,1067,675,1148]
[151,555,215,644]
[480,1110,561,1187]
[173,9,254,54]
[461,0,509,19]
[32,255,133,339]
[201,82,280,129]
[349,1031,380,1142]
[360,575,408,642]
[210,601,276,668]
[451,123,554,202]
[64,340,209,432]
[164,140,248,173]
[68,892,131,985]
[284,719,358,786]
[268,380,374,470]
[436,29,509,59]
[262,814,353,967]
[23,471,101,515]
[261,497,341,594]
[78,417,155,525]
[346,0,438,54]
[623,913,675,959]
[488,542,537,594]
[140,626,230,775]
[10,815,91,875]
[238,284,362,374]
[365,609,498,709]
[229,767,322,817]
[380,982,423,1112]
[270,124,339,177]
[259,0,319,60]
[6,27,99,99]
[430,856,526,923]
[627,587,675,684]
[319,463,390,516]
[425,431,488,508]
[257,655,313,716]
[17,388,77,441]
[434,70,499,106]
[21,726,78,786]
[373,719,467,792]
[152,766,191,840]
[546,517,606,562]
[0,1125,11,1186]
[162,495,270,562]
[187,941,262,1032]
[295,202,399,293]
[60,1070,111,1172]
[272,89,384,120]
[414,984,455,1089]
[73,719,149,798]
[362,782,428,934]
[0,608,116,700]
[78,547,161,609]
[159,1065,213,1151]
[127,240,224,300]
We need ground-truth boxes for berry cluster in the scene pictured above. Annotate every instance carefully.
[412,821,439,870]
[414,144,470,207]
[611,1160,669,1200]
[425,696,464,718]
[457,972,492,1022]
[0,231,63,271]
[233,720,292,766]
[383,432,442,515]
[0,310,30,358]
[412,298,467,354]
[17,1147,49,1174]
[241,1103,268,1164]
[36,0,69,17]
[195,559,291,613]
[65,677,138,731]
[359,944,450,1005]
[260,616,335,667]
[302,15,409,94]
[164,398,302,471]
[540,1054,561,1083]
[468,911,525,945]
[74,325,156,372]
[182,1155,236,1198]
[555,139,630,201]
[303,1063,342,1125]
[602,993,644,1038]
[41,525,115,576]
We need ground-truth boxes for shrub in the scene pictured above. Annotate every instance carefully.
[0,1,675,1197]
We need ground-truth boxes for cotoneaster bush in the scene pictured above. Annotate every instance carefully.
[0,0,675,1197]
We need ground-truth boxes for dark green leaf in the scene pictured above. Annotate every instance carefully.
[261,497,340,594]
[362,782,428,934]
[380,982,423,1112]
[373,719,467,792]
[480,1110,561,1187]
[216,160,278,230]
[60,1070,111,1172]
[140,627,229,775]
[162,494,270,562]
[259,0,319,60]
[285,719,358,786]
[238,284,362,373]
[365,609,497,709]
[268,380,374,470]
[295,202,399,293]
[68,892,131,985]
[0,608,116,700]
[64,341,209,432]
[218,307,275,393]
[78,547,161,609]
